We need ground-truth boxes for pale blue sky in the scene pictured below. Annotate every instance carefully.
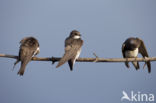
[0,0,156,103]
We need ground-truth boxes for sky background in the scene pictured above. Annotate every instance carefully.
[0,0,156,103]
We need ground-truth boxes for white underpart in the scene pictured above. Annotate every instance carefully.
[125,48,138,58]
[73,49,81,65]
[74,35,80,39]
[33,47,40,57]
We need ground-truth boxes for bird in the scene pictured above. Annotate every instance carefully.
[13,37,40,76]
[56,30,83,71]
[122,37,151,73]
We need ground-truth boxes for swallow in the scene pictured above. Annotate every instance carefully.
[122,37,151,73]
[56,30,83,71]
[14,37,40,76]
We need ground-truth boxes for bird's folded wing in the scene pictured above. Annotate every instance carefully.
[122,43,126,57]
[138,38,151,73]
[56,40,83,68]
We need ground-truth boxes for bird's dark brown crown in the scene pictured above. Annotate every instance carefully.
[124,37,140,50]
[21,37,39,47]
[69,30,81,37]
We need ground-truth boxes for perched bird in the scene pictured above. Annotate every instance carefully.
[14,37,40,76]
[56,30,83,71]
[122,37,151,73]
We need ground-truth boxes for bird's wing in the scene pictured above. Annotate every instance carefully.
[56,39,83,68]
[138,38,151,73]
[122,43,130,68]
[19,46,35,63]
[122,43,126,58]
[13,46,33,69]
[17,46,36,75]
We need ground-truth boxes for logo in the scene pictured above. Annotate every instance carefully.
[121,91,154,102]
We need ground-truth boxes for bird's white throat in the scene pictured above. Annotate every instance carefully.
[74,36,80,39]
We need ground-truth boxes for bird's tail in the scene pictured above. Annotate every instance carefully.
[56,59,66,68]
[68,59,74,71]
[132,61,140,70]
[147,61,151,73]
[125,61,130,68]
[18,60,29,76]
[143,61,151,73]
[56,54,70,68]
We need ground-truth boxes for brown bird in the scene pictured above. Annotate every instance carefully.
[122,37,151,73]
[14,37,40,76]
[56,30,83,71]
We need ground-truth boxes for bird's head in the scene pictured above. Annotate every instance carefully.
[69,30,81,39]
[20,37,39,48]
[126,37,140,49]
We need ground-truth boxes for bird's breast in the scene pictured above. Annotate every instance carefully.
[125,48,138,58]
[75,49,81,59]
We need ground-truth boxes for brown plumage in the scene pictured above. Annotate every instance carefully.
[14,37,40,76]
[122,37,151,73]
[56,30,83,71]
